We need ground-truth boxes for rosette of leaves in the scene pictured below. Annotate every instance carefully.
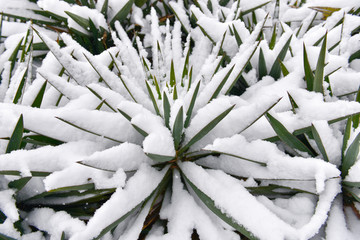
[1,2,360,240]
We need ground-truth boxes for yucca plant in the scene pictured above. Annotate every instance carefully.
[0,0,360,240]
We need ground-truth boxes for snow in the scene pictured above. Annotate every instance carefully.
[70,164,168,240]
[27,208,86,239]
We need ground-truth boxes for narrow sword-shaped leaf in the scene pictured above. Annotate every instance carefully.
[86,86,116,112]
[311,124,329,162]
[145,81,161,116]
[31,81,47,108]
[303,44,314,91]
[180,105,235,154]
[266,113,317,156]
[269,25,277,50]
[313,33,327,94]
[109,52,137,102]
[239,98,281,134]
[12,68,28,104]
[269,35,292,80]
[181,173,259,240]
[184,81,200,128]
[279,59,289,76]
[209,65,235,102]
[258,48,267,79]
[6,114,24,154]
[341,132,360,178]
[170,60,176,87]
[101,0,109,15]
[146,153,174,163]
[109,0,134,27]
[163,92,171,128]
[56,117,123,143]
[65,11,90,30]
[173,107,184,150]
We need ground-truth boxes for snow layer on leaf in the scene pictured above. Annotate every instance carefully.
[119,101,175,157]
[312,120,342,166]
[80,142,153,172]
[0,141,102,175]
[0,103,139,145]
[43,164,126,191]
[243,89,360,140]
[188,95,280,151]
[257,194,315,229]
[70,164,167,240]
[326,196,351,240]
[27,208,86,239]
[118,196,153,240]
[180,162,297,240]
[202,135,340,187]
[0,189,18,222]
[152,171,239,240]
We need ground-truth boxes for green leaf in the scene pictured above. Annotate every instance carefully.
[349,49,360,63]
[61,232,66,240]
[269,35,292,80]
[180,105,235,154]
[145,81,161,116]
[86,86,116,112]
[311,124,329,162]
[8,177,31,191]
[0,233,17,240]
[31,81,47,108]
[287,93,299,113]
[22,134,64,146]
[56,117,122,143]
[209,65,235,102]
[269,25,277,50]
[109,53,137,102]
[266,113,316,156]
[258,48,267,79]
[232,24,243,47]
[65,11,90,31]
[352,90,360,128]
[241,1,271,16]
[6,114,24,154]
[343,181,360,188]
[279,59,289,77]
[225,41,260,94]
[8,38,24,77]
[184,81,200,128]
[135,0,147,7]
[181,47,191,83]
[163,92,171,129]
[146,153,175,163]
[109,0,134,27]
[173,107,184,150]
[182,173,258,240]
[341,132,360,178]
[12,68,28,104]
[313,33,327,94]
[131,124,148,137]
[170,60,176,87]
[303,44,314,91]
[101,0,109,15]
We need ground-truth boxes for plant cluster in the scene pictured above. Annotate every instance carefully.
[0,0,360,239]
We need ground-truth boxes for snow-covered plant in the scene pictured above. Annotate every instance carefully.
[0,0,360,240]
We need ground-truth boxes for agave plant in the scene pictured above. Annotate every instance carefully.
[0,0,360,240]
